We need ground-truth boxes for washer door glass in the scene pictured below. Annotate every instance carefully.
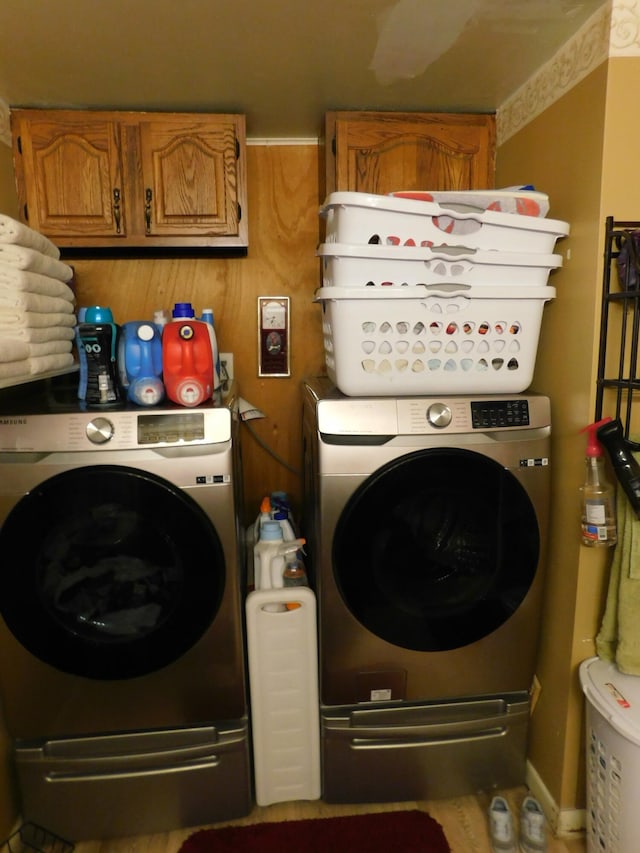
[0,465,225,679]
[332,448,540,652]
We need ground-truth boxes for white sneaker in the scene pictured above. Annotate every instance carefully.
[488,795,517,853]
[519,795,547,853]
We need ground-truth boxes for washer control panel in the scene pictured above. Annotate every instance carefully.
[0,407,232,452]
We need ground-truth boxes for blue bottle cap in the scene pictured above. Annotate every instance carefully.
[84,306,114,323]
[261,521,283,541]
[172,302,195,319]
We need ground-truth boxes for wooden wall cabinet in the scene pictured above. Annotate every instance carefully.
[324,111,496,197]
[11,109,248,251]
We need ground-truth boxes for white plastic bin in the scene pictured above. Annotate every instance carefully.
[579,656,640,853]
[320,192,570,254]
[317,242,562,289]
[245,587,320,807]
[315,284,555,396]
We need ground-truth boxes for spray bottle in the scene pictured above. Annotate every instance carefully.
[597,417,640,520]
[580,419,617,547]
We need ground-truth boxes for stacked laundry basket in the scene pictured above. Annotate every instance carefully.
[315,189,570,396]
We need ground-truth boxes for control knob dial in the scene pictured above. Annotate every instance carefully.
[426,402,452,429]
[86,417,115,444]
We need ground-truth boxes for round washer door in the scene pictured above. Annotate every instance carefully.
[332,447,540,652]
[0,465,225,679]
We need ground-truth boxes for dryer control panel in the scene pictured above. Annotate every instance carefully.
[314,385,550,437]
[470,399,530,429]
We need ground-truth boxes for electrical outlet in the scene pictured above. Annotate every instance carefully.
[220,352,234,391]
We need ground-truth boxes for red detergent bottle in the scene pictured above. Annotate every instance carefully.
[162,302,214,407]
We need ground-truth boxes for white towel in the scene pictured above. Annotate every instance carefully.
[0,325,75,343]
[0,309,76,328]
[0,359,30,380]
[0,244,73,282]
[0,338,30,362]
[0,264,75,301]
[0,214,61,258]
[28,340,73,358]
[0,291,74,314]
[29,353,74,375]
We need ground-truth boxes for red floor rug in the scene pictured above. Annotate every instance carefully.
[179,810,451,853]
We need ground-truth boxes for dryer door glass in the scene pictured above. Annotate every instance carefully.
[0,465,225,679]
[332,448,539,651]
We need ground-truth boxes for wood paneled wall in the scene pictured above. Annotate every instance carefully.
[70,143,325,524]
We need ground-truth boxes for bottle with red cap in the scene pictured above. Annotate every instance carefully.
[580,418,617,547]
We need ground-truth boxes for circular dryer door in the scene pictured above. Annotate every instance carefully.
[332,447,539,651]
[0,465,225,679]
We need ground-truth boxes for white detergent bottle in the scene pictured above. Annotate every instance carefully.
[273,508,296,541]
[250,496,273,587]
[253,520,283,590]
[264,537,307,589]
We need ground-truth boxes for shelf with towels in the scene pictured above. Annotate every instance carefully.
[0,363,78,391]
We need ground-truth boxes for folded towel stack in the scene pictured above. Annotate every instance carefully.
[0,215,76,382]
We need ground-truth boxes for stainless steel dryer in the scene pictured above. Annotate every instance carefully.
[0,375,250,840]
[302,376,551,803]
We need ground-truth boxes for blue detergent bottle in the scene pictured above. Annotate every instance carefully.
[200,308,221,391]
[119,321,164,406]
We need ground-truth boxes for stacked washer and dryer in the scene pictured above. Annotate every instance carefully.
[304,190,570,802]
[0,375,251,840]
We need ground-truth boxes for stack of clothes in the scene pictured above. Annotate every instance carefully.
[0,214,76,383]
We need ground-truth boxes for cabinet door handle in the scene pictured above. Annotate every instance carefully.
[112,188,121,234]
[145,188,152,233]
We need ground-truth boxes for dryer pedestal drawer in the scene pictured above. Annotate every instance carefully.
[321,694,530,803]
[15,721,251,841]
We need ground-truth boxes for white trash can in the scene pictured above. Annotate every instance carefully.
[579,656,640,853]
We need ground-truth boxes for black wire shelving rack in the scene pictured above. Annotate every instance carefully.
[595,215,640,439]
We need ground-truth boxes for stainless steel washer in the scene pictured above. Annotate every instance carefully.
[302,376,551,803]
[0,376,250,839]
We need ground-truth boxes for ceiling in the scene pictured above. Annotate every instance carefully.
[0,0,607,139]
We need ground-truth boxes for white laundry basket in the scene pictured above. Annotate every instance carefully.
[315,284,555,396]
[320,192,570,253]
[579,656,640,853]
[317,242,563,289]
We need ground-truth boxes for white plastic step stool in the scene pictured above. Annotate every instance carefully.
[245,587,321,806]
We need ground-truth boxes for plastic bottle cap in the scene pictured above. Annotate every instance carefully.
[85,306,114,323]
[261,521,284,540]
[172,302,195,319]
[137,323,155,341]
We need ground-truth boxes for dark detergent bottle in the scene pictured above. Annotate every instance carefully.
[76,306,122,406]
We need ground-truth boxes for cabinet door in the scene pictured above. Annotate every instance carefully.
[325,111,496,196]
[11,110,126,239]
[139,115,247,247]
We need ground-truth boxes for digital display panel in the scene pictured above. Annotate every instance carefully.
[137,412,205,444]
